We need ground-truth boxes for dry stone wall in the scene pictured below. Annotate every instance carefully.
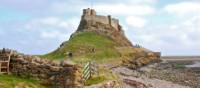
[0,49,82,88]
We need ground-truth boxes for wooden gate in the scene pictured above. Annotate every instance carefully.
[82,61,99,82]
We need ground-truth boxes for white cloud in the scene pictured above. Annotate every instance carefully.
[66,17,80,30]
[169,25,179,29]
[183,15,200,27]
[39,17,61,26]
[165,2,200,15]
[58,22,69,29]
[128,0,158,4]
[94,4,156,16]
[126,16,147,28]
[158,1,200,53]
[127,12,200,55]
[25,17,72,30]
[50,1,156,16]
[24,17,79,41]
[41,31,68,41]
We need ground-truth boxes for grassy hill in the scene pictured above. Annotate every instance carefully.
[42,32,121,63]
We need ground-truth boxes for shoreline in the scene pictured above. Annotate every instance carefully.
[161,56,200,61]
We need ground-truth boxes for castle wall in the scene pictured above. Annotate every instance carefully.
[83,15,119,30]
[94,15,110,25]
[82,8,120,31]
[111,18,119,31]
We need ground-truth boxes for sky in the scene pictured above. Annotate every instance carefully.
[0,0,200,56]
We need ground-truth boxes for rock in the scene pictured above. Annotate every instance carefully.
[122,51,161,69]
[50,66,61,71]
[49,76,55,80]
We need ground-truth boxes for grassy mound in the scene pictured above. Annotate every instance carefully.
[42,32,120,62]
[0,74,46,88]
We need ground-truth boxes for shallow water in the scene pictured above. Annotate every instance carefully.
[185,61,200,68]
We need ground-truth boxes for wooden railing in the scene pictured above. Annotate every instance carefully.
[0,50,12,74]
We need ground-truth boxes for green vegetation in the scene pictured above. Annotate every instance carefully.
[0,74,46,88]
[85,76,107,86]
[173,64,185,69]
[42,32,120,62]
[85,66,119,86]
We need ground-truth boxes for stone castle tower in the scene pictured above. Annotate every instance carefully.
[78,8,121,32]
[74,8,133,47]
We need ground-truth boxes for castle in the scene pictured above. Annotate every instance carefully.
[73,8,133,47]
[81,8,121,31]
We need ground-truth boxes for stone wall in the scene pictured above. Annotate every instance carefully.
[110,18,119,31]
[0,49,82,88]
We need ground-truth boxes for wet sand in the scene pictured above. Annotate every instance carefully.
[162,56,200,61]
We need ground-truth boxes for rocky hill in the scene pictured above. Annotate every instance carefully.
[43,8,160,68]
[74,8,133,47]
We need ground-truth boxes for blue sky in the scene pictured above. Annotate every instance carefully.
[0,0,200,56]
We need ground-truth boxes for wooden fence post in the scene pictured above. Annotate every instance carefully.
[82,61,99,83]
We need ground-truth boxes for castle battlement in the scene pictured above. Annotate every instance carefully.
[82,8,120,31]
[83,8,96,16]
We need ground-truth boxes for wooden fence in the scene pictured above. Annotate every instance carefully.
[82,61,99,82]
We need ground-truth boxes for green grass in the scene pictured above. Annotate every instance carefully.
[0,74,46,88]
[85,76,107,86]
[84,65,120,86]
[42,32,120,62]
[173,64,185,69]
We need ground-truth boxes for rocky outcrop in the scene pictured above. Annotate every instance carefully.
[73,21,133,47]
[0,49,82,88]
[71,8,133,47]
[121,51,161,69]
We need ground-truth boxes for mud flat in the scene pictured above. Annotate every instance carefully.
[111,56,200,88]
[145,56,200,88]
[111,67,190,88]
[162,56,200,61]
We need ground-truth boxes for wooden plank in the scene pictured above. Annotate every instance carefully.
[82,62,91,81]
[83,70,90,80]
[0,63,1,73]
[0,50,12,74]
[82,65,90,75]
[82,61,100,82]
[83,62,90,70]
[82,68,90,78]
[1,67,8,69]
